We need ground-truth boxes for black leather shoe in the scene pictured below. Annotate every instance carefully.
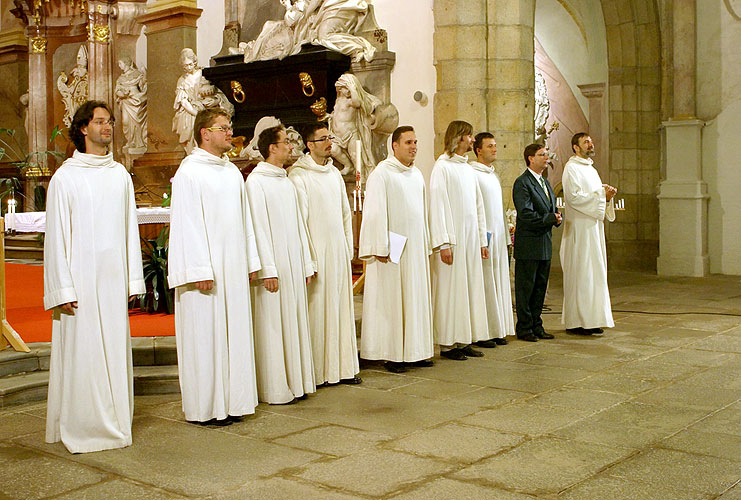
[385,361,407,373]
[587,328,604,335]
[226,415,245,423]
[340,376,362,384]
[533,330,554,339]
[410,359,434,367]
[566,327,591,335]
[474,339,498,348]
[460,345,484,357]
[188,418,233,426]
[441,348,467,361]
[517,333,538,342]
[494,338,508,345]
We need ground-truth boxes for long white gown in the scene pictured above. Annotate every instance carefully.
[246,161,316,403]
[44,150,145,454]
[168,148,261,422]
[359,156,434,362]
[560,154,615,329]
[288,154,359,384]
[429,153,489,346]
[471,161,515,339]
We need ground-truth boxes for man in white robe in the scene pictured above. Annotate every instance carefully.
[560,133,617,335]
[471,132,515,344]
[289,123,361,386]
[168,108,261,426]
[44,100,145,453]
[359,126,434,373]
[247,125,317,404]
[430,121,491,360]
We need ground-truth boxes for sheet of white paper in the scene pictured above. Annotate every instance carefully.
[486,231,492,247]
[388,231,407,264]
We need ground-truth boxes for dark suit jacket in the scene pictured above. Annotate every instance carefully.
[512,169,560,260]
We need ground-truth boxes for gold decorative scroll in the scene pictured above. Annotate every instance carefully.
[30,36,47,54]
[299,72,315,97]
[231,81,245,103]
[92,24,110,43]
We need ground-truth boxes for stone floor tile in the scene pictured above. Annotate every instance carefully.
[649,349,733,367]
[557,474,711,500]
[210,477,362,500]
[569,372,663,395]
[513,352,622,372]
[691,406,741,436]
[0,412,44,440]
[660,429,741,462]
[354,369,425,391]
[530,387,628,412]
[607,448,741,495]
[14,417,321,498]
[223,410,323,440]
[635,381,740,410]
[0,442,107,500]
[391,477,537,500]
[692,335,741,353]
[667,314,741,333]
[272,424,389,456]
[452,436,633,495]
[680,366,741,390]
[296,448,451,497]
[459,401,592,436]
[607,357,704,382]
[52,479,185,500]
[719,484,741,499]
[386,422,523,463]
[391,378,483,400]
[448,387,533,409]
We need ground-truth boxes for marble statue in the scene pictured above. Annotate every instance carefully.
[240,115,305,160]
[172,48,235,154]
[318,73,398,179]
[19,91,29,140]
[534,70,550,145]
[57,44,89,128]
[114,56,148,155]
[232,0,376,63]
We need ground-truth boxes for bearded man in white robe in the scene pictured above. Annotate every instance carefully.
[168,109,261,426]
[247,125,316,404]
[359,126,434,374]
[471,132,515,344]
[288,123,361,386]
[44,100,145,453]
[560,132,617,336]
[430,121,491,361]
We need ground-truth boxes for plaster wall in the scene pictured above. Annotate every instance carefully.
[699,1,741,275]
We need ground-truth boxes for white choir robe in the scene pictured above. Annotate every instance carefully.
[288,154,359,384]
[471,161,515,338]
[246,162,317,403]
[359,156,434,362]
[429,153,490,346]
[560,155,616,329]
[44,151,145,453]
[168,148,261,421]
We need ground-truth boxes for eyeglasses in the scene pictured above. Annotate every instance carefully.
[271,140,291,145]
[91,119,115,126]
[308,136,334,143]
[205,125,233,133]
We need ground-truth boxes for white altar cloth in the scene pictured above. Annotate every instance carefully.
[5,208,171,232]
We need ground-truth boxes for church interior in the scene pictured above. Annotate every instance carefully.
[0,0,739,498]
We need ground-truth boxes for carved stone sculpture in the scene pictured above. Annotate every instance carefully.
[240,115,305,160]
[319,72,397,179]
[115,56,148,155]
[232,0,376,64]
[172,48,235,154]
[19,91,29,140]
[57,44,89,128]
[534,70,550,145]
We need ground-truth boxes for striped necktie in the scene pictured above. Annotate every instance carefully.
[539,176,550,200]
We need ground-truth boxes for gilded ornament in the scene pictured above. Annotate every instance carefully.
[92,24,110,43]
[231,81,246,103]
[299,72,315,97]
[310,97,327,118]
[30,36,47,54]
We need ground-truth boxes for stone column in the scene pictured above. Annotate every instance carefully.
[0,29,29,151]
[87,1,114,105]
[25,25,50,164]
[657,0,708,276]
[577,83,608,180]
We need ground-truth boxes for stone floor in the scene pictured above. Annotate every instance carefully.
[2,270,741,499]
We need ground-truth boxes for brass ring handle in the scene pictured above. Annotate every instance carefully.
[231,80,246,104]
[299,72,315,97]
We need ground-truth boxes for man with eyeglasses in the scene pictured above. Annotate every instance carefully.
[512,144,562,342]
[288,123,361,387]
[168,108,262,426]
[247,125,316,404]
[44,100,145,453]
[560,133,616,336]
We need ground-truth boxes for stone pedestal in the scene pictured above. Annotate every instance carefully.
[578,83,608,180]
[657,119,708,276]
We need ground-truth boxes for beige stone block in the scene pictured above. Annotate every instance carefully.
[488,59,533,90]
[437,60,486,91]
[639,149,660,171]
[606,25,622,67]
[460,402,592,435]
[634,0,657,25]
[638,24,660,67]
[639,194,659,222]
[457,90,488,131]
[638,66,661,85]
[620,24,637,67]
[639,110,660,133]
[622,149,638,170]
[487,130,529,161]
[617,0,634,24]
[610,223,624,240]
[639,131,660,149]
[456,25,487,59]
[433,0,457,27]
[434,0,486,26]
[488,0,535,25]
[610,86,623,110]
[638,221,659,239]
[602,1,620,26]
[53,480,183,500]
[272,425,389,457]
[622,85,638,111]
[610,112,624,133]
[622,169,638,192]
[640,85,661,112]
[489,90,534,131]
[434,90,459,130]
[639,170,659,194]
[559,475,708,500]
[493,25,523,58]
[623,111,638,132]
[611,149,624,169]
[433,26,457,61]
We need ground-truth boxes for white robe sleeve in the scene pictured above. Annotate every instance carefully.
[245,179,278,279]
[338,170,354,256]
[605,197,616,223]
[288,171,317,270]
[358,169,389,260]
[475,180,488,247]
[43,174,77,310]
[167,169,215,288]
[292,185,316,278]
[124,172,145,295]
[563,166,606,220]
[241,182,262,274]
[429,164,456,249]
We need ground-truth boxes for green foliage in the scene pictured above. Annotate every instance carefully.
[140,226,173,314]
[161,185,171,208]
[34,185,47,211]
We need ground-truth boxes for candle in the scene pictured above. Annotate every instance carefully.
[355,139,362,187]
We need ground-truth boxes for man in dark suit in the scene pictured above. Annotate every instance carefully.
[512,144,562,342]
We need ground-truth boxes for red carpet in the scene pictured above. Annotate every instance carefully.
[5,263,175,343]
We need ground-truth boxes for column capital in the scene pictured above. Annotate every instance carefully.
[577,82,605,99]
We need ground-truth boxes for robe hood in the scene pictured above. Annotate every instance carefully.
[378,155,414,173]
[187,147,231,167]
[437,152,469,164]
[253,161,287,177]
[470,160,494,174]
[567,154,594,168]
[291,153,334,173]
[69,150,116,168]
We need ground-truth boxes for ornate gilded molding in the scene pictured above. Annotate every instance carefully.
[91,23,111,42]
[30,35,47,53]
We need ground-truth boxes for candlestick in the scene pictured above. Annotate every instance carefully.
[355,139,362,188]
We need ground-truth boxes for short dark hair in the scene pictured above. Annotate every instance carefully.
[301,122,329,145]
[571,132,589,153]
[391,125,414,145]
[69,100,112,153]
[194,108,230,146]
[524,143,544,166]
[257,125,285,160]
[474,132,495,155]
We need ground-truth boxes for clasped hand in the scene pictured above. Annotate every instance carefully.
[603,184,618,201]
